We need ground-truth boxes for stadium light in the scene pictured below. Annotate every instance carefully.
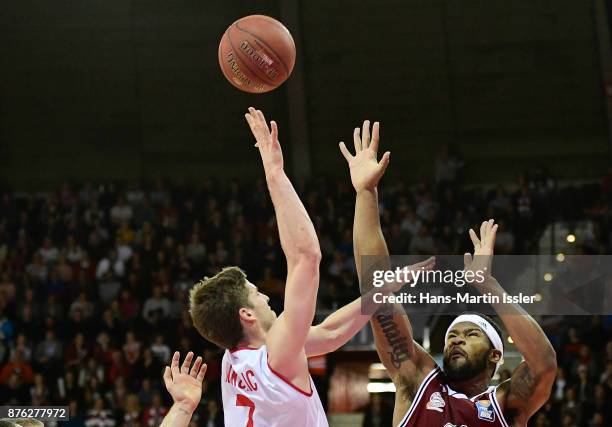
[543,273,553,282]
[367,382,396,393]
[566,234,576,243]
[369,363,387,371]
[556,253,565,262]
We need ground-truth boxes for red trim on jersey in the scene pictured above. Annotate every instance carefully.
[229,346,259,353]
[266,359,313,397]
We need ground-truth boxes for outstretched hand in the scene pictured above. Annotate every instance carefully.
[339,120,390,192]
[163,351,207,413]
[245,107,284,176]
[464,219,498,286]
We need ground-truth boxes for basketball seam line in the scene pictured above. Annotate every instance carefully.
[227,26,275,88]
[234,21,291,75]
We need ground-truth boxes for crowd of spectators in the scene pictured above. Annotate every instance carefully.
[0,159,611,426]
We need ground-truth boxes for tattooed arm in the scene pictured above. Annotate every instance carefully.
[465,221,557,421]
[492,287,557,421]
[355,190,436,381]
[340,121,437,387]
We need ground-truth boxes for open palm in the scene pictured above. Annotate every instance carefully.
[339,120,390,192]
[163,351,207,413]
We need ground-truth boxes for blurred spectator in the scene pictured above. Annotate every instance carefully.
[85,398,115,427]
[34,330,63,371]
[0,350,34,385]
[142,287,170,323]
[96,250,125,281]
[39,237,59,265]
[150,335,171,364]
[122,332,141,366]
[30,373,49,405]
[201,399,224,427]
[110,196,133,226]
[142,393,168,427]
[0,272,16,304]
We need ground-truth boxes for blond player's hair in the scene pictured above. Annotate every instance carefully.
[189,266,252,348]
[6,419,44,427]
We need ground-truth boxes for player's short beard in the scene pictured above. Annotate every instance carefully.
[443,348,491,382]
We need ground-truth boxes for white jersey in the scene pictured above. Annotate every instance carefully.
[221,345,328,427]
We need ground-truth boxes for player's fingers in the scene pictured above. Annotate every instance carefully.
[353,127,362,153]
[490,224,498,247]
[171,351,180,377]
[271,121,279,143]
[248,107,258,124]
[469,228,481,249]
[479,221,487,244]
[370,121,380,155]
[181,351,194,374]
[163,366,172,388]
[256,109,270,133]
[464,252,473,267]
[339,142,353,162]
[191,356,203,378]
[420,256,436,270]
[197,363,208,383]
[377,151,390,175]
[362,120,371,150]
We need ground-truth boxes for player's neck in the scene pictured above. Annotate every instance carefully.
[447,374,491,398]
[238,330,267,349]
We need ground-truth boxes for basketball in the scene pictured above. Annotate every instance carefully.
[218,15,296,93]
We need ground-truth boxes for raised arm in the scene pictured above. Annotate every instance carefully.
[464,220,557,422]
[245,108,321,383]
[341,121,436,384]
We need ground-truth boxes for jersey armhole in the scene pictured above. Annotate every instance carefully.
[265,356,313,397]
[396,367,441,427]
[491,384,511,427]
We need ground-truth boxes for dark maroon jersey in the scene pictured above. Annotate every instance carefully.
[398,367,510,427]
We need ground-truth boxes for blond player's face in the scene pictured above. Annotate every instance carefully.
[246,281,277,331]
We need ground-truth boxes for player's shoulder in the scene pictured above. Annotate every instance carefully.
[395,365,442,405]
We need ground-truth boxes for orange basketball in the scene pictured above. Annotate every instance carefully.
[218,15,296,93]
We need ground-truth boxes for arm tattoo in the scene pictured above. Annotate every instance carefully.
[510,363,536,400]
[374,308,411,369]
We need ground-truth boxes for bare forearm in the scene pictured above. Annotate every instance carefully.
[266,171,320,261]
[319,297,369,342]
[354,188,389,282]
[486,278,557,373]
[265,172,321,366]
[160,404,194,427]
[354,188,423,375]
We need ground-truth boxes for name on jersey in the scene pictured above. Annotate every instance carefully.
[226,365,259,392]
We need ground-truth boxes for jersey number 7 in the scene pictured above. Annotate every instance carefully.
[236,394,255,427]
